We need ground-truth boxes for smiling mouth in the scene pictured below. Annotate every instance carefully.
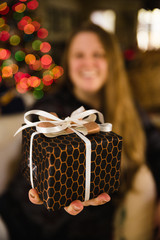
[81,70,97,78]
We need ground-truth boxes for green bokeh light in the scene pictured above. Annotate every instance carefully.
[33,89,44,99]
[15,50,25,61]
[2,59,13,67]
[32,40,42,51]
[35,81,43,90]
[10,35,21,46]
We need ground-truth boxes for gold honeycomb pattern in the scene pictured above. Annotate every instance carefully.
[22,127,122,211]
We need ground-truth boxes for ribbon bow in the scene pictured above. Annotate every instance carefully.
[15,106,112,201]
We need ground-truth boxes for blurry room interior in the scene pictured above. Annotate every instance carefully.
[1,0,160,200]
[0,0,160,239]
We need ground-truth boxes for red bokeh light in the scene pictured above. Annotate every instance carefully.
[37,28,48,39]
[14,72,30,83]
[0,31,10,41]
[40,42,51,53]
[29,59,42,71]
[16,83,28,93]
[27,0,39,10]
[0,49,8,60]
[24,23,35,34]
[41,54,52,66]
[42,78,53,86]
[17,19,28,30]
[31,21,40,31]
[0,6,9,15]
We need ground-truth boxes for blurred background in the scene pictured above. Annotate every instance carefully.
[0,0,160,237]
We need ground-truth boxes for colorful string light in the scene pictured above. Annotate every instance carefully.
[37,28,48,39]
[0,0,64,99]
[9,35,21,46]
[27,1,39,10]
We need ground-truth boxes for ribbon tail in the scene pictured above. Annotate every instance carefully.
[14,124,29,136]
[70,128,91,201]
[29,132,39,188]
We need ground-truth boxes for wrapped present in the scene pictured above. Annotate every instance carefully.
[15,106,122,211]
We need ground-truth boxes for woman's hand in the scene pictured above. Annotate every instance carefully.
[29,189,111,216]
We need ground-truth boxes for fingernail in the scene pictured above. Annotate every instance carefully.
[30,193,35,198]
[73,205,81,211]
[101,196,111,204]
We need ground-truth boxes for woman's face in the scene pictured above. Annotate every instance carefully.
[68,32,108,94]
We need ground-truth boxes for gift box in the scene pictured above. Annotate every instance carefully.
[18,107,122,211]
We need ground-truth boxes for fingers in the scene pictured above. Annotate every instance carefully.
[28,189,110,216]
[28,189,43,205]
[64,200,84,215]
[64,193,111,216]
[83,193,111,207]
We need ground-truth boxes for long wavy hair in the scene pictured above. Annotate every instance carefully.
[58,22,146,196]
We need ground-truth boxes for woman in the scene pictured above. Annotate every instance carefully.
[28,22,156,239]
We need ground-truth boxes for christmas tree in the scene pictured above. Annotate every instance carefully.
[0,0,64,100]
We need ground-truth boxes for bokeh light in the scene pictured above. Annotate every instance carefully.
[42,77,53,86]
[17,16,32,30]
[17,19,28,30]
[0,0,62,96]
[2,66,13,78]
[35,81,43,90]
[11,64,19,74]
[15,50,26,61]
[14,72,28,83]
[22,16,32,23]
[29,59,42,71]
[19,77,28,89]
[32,39,42,50]
[28,76,41,87]
[31,21,40,31]
[0,2,7,11]
[40,42,51,53]
[16,82,28,93]
[0,24,10,33]
[24,23,35,34]
[42,70,54,86]
[37,28,48,39]
[25,54,36,65]
[27,0,39,10]
[0,48,11,60]
[51,66,64,79]
[0,30,10,41]
[12,3,26,13]
[33,89,44,99]
[0,18,5,28]
[2,59,13,67]
[41,54,52,66]
[0,48,8,60]
[0,6,9,15]
[10,35,21,46]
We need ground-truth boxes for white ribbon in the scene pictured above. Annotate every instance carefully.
[15,106,112,201]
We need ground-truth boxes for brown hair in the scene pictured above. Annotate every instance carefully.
[60,22,146,196]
